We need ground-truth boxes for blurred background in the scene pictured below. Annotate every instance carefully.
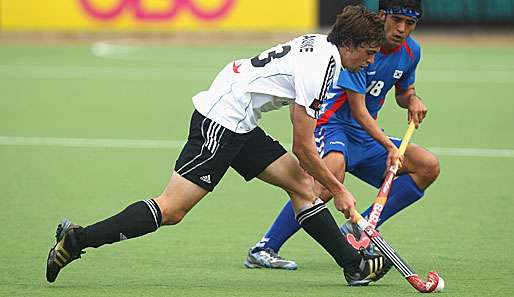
[1,1,514,297]
[1,0,514,32]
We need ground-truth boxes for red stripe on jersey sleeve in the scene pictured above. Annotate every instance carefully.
[402,40,414,62]
[316,92,348,126]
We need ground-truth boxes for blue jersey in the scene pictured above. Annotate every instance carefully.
[317,36,421,140]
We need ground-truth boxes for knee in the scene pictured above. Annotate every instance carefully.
[155,196,188,226]
[287,173,315,201]
[312,180,332,202]
[160,208,186,225]
[319,188,332,203]
[420,153,440,184]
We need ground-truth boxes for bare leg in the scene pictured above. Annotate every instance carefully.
[315,151,347,202]
[257,154,315,210]
[402,144,440,190]
[155,172,209,225]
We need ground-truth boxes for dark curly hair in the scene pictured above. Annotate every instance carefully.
[327,5,385,49]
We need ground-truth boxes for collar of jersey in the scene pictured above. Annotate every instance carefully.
[380,44,402,55]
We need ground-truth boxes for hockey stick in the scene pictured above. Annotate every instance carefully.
[347,121,416,250]
[352,211,444,293]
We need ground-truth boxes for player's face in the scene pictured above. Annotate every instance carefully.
[341,45,380,73]
[382,13,417,48]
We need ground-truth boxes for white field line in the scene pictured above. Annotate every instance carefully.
[0,136,185,149]
[1,136,513,158]
[416,70,514,83]
[0,63,512,82]
[0,64,215,81]
[91,41,150,61]
[427,147,514,158]
[91,41,175,61]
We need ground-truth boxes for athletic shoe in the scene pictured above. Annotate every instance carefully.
[344,254,389,286]
[340,220,394,282]
[46,218,85,283]
[244,247,297,270]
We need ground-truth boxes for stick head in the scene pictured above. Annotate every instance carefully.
[433,273,445,292]
[407,271,443,293]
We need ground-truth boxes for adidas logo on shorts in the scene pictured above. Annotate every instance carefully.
[200,175,212,184]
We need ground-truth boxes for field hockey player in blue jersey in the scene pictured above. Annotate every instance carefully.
[246,0,440,284]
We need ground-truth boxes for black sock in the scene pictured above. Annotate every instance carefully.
[75,199,162,249]
[296,201,361,270]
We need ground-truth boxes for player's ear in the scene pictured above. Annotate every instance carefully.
[378,10,386,21]
[342,39,353,51]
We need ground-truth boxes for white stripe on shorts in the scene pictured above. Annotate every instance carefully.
[176,117,209,174]
[180,127,226,176]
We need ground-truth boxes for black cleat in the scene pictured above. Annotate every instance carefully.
[368,254,393,282]
[344,254,389,286]
[46,218,85,283]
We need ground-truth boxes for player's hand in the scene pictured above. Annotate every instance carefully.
[334,190,357,219]
[386,145,403,170]
[407,95,427,128]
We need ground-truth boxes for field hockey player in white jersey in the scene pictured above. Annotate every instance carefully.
[46,5,388,286]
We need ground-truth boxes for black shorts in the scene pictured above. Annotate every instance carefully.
[174,110,287,191]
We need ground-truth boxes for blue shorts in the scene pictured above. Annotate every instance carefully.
[315,125,401,188]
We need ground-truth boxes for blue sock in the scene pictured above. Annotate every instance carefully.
[255,200,301,253]
[361,174,424,228]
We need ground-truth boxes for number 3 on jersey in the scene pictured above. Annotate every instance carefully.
[251,45,292,67]
[366,80,384,97]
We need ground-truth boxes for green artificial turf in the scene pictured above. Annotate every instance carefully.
[1,39,513,296]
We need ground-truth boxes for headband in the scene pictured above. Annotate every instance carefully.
[383,7,422,20]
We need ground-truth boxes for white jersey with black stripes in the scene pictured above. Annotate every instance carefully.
[192,34,342,133]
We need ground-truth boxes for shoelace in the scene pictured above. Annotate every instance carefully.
[257,248,285,262]
[265,248,285,260]
[55,225,64,241]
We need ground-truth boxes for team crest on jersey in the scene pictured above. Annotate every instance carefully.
[393,70,403,79]
[310,99,322,111]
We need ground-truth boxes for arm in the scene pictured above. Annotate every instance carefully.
[395,41,425,128]
[291,103,356,218]
[347,89,399,168]
[289,103,295,124]
[395,84,427,128]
